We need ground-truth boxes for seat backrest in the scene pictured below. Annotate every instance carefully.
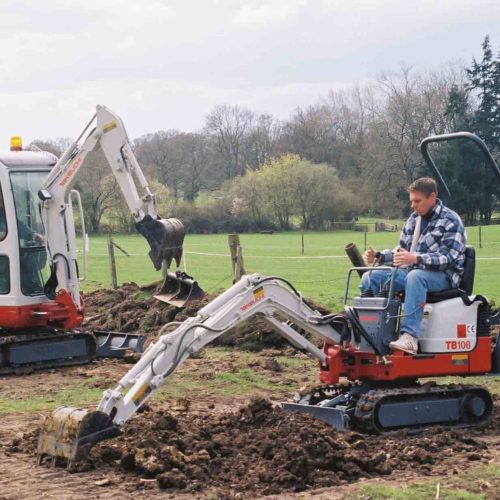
[460,246,475,295]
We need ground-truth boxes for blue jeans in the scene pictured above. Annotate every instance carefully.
[361,268,450,338]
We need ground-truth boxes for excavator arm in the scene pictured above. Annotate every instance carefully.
[39,105,184,308]
[98,274,339,423]
[37,274,343,468]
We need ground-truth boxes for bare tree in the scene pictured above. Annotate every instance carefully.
[134,130,184,202]
[172,133,210,201]
[74,146,121,233]
[30,138,72,157]
[280,104,338,165]
[205,104,255,179]
[243,113,281,170]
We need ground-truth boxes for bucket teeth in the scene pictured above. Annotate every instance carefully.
[37,407,120,470]
[155,271,205,308]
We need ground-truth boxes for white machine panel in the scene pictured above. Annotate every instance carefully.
[418,297,480,353]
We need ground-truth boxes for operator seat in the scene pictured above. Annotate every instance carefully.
[426,246,475,303]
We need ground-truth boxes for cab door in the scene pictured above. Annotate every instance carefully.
[0,179,10,295]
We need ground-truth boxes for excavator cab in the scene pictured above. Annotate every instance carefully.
[0,149,56,317]
[10,171,49,295]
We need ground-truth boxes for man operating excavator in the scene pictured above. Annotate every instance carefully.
[362,177,467,354]
[0,187,45,294]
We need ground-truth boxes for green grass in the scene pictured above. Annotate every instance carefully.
[0,348,305,413]
[351,463,500,500]
[215,367,295,392]
[78,224,500,310]
[151,367,293,400]
[0,379,105,413]
[354,483,482,499]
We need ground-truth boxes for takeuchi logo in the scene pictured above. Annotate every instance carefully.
[240,287,265,312]
[59,157,83,187]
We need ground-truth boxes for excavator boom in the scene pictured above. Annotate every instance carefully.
[37,273,340,468]
[40,105,188,308]
[0,105,198,374]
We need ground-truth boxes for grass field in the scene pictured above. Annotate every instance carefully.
[81,224,500,310]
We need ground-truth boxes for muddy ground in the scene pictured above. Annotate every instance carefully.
[78,398,500,497]
[0,284,498,499]
[82,281,328,349]
[1,363,499,500]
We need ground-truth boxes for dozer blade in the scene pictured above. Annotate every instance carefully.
[93,330,146,358]
[282,402,349,430]
[37,407,120,470]
[155,270,205,308]
[135,215,185,270]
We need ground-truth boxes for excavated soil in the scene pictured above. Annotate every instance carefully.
[82,282,325,349]
[0,283,497,498]
[15,397,498,498]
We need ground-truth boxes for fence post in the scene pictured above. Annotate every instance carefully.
[479,223,482,249]
[235,245,246,282]
[228,234,239,277]
[364,229,367,251]
[107,234,118,289]
[228,234,246,283]
[301,231,305,255]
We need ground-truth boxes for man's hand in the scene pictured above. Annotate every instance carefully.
[393,247,418,267]
[33,233,45,246]
[363,247,377,264]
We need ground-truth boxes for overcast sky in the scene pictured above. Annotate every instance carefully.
[0,0,498,145]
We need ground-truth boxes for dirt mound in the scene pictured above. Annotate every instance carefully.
[82,282,321,349]
[82,282,178,338]
[80,398,497,497]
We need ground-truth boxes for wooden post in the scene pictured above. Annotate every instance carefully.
[107,235,118,289]
[301,231,304,255]
[479,224,482,249]
[364,229,367,251]
[228,234,245,283]
[235,245,246,282]
[228,234,239,277]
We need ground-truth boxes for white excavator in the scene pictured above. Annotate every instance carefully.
[0,105,201,374]
[37,131,500,470]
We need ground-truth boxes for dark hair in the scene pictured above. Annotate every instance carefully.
[407,177,437,197]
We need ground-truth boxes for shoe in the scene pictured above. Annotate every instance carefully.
[389,333,418,354]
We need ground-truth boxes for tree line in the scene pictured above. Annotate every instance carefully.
[33,36,500,233]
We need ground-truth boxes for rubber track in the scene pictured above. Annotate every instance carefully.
[0,331,96,375]
[353,383,493,433]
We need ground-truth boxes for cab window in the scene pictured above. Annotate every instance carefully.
[10,172,48,296]
[0,256,9,294]
[0,182,6,241]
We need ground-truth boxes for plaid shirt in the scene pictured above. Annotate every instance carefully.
[381,199,466,288]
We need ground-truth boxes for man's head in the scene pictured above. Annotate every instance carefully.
[407,177,437,217]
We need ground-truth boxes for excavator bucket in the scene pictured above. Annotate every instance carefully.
[135,215,185,270]
[93,331,146,358]
[155,270,205,308]
[37,407,119,470]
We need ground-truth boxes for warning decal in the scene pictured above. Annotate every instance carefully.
[451,354,468,366]
[456,324,475,338]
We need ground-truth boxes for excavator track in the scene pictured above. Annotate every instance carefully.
[0,330,96,375]
[353,383,493,433]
